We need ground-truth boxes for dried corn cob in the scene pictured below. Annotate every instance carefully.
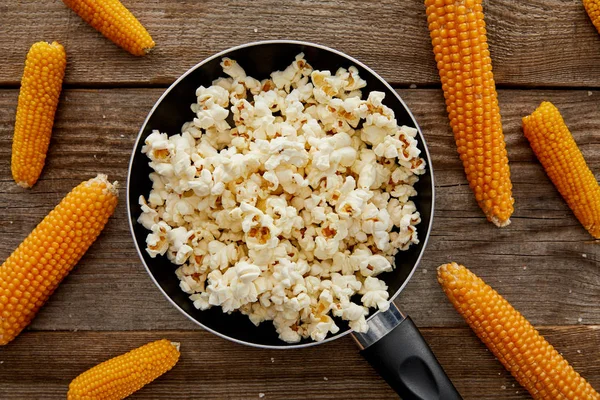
[68,339,180,400]
[438,262,600,399]
[584,0,600,34]
[0,175,118,345]
[12,41,66,188]
[62,0,155,56]
[425,0,514,226]
[522,102,600,239]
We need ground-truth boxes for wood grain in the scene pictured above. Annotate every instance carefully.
[2,1,599,398]
[0,88,597,332]
[1,0,600,87]
[0,328,598,399]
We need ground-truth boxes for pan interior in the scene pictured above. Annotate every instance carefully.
[128,42,433,348]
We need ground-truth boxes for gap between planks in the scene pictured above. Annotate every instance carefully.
[20,325,600,333]
[3,83,600,91]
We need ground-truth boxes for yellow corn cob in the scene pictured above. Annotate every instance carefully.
[0,175,118,345]
[425,0,514,227]
[438,262,600,399]
[62,0,155,56]
[584,0,600,34]
[522,102,600,239]
[12,41,66,188]
[68,339,180,400]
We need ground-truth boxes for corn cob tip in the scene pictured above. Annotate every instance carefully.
[171,341,181,351]
[436,262,463,282]
[88,174,119,197]
[48,41,64,49]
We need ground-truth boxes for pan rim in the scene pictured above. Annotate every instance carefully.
[126,39,435,349]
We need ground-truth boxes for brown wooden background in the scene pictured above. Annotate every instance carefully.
[0,0,599,399]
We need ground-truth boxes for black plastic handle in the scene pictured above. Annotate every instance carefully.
[360,316,462,400]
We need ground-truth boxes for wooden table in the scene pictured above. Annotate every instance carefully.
[1,1,599,398]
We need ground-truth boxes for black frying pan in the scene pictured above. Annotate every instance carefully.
[127,41,461,400]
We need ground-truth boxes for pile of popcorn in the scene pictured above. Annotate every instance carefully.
[138,54,426,343]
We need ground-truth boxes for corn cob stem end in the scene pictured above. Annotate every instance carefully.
[143,44,155,55]
[15,180,32,189]
[491,216,511,228]
[171,341,181,351]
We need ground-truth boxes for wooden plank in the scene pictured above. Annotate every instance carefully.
[1,0,600,87]
[0,328,598,399]
[0,88,598,332]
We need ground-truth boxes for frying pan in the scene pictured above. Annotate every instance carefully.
[127,40,462,400]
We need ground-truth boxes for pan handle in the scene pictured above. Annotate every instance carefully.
[353,304,462,400]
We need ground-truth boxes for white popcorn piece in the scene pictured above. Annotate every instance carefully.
[309,314,340,342]
[174,244,194,265]
[221,57,247,80]
[190,292,211,310]
[276,323,302,343]
[138,195,159,230]
[344,66,367,91]
[264,137,309,171]
[361,277,390,312]
[360,254,393,277]
[196,84,230,108]
[235,261,262,284]
[139,53,425,343]
[336,188,372,217]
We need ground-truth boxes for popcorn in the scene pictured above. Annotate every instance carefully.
[360,276,390,312]
[344,66,367,91]
[138,196,158,230]
[145,221,171,258]
[139,54,426,343]
[221,58,247,80]
[309,314,339,342]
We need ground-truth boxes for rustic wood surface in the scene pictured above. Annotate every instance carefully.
[1,328,598,399]
[1,0,600,87]
[0,0,599,399]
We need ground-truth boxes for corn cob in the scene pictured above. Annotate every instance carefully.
[0,175,118,345]
[522,102,600,239]
[11,41,66,188]
[584,0,600,34]
[62,0,155,56]
[425,0,514,227]
[438,262,600,399]
[68,339,180,400]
